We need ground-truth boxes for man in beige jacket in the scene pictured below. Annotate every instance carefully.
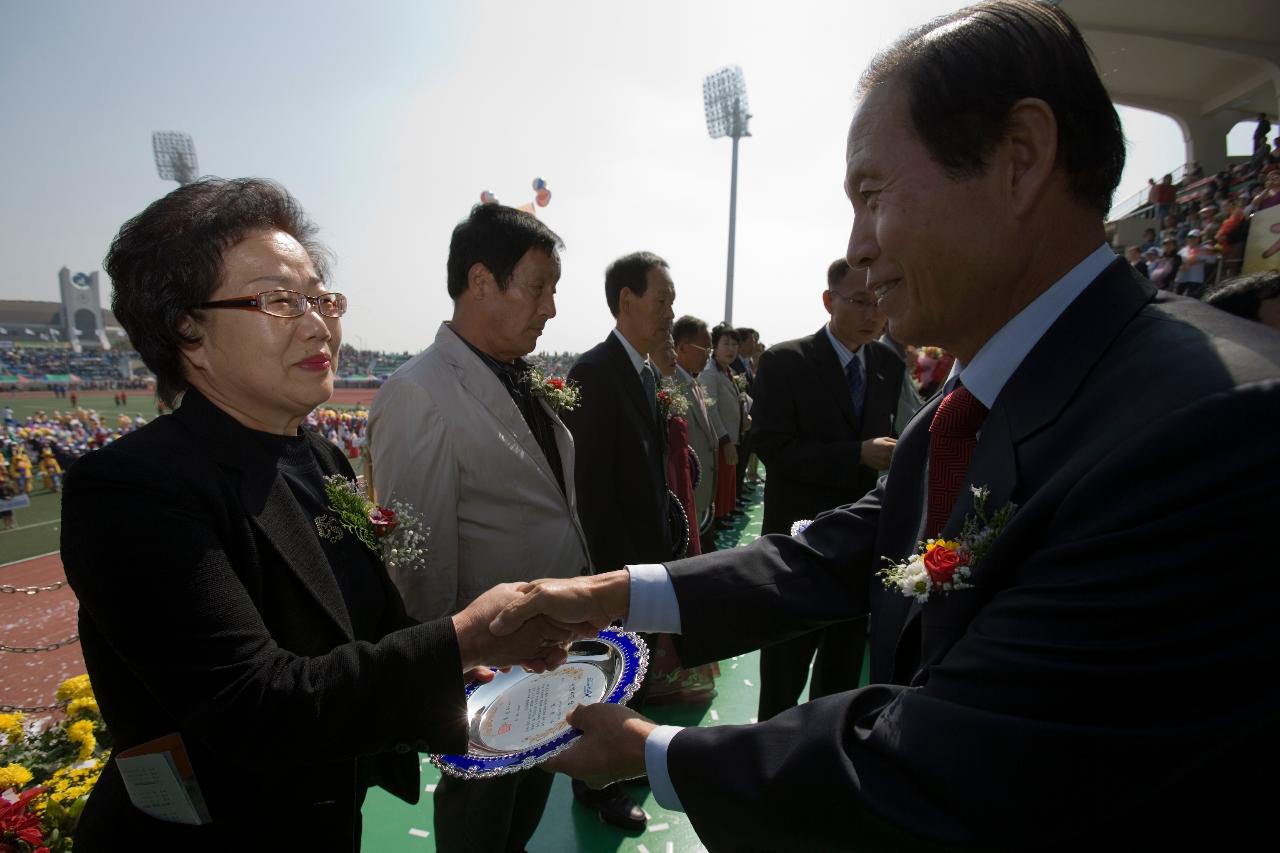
[368,203,589,852]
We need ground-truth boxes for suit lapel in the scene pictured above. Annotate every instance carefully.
[679,369,716,443]
[176,391,355,641]
[542,399,592,560]
[887,260,1157,680]
[606,333,661,442]
[438,326,563,495]
[861,344,899,439]
[807,328,859,430]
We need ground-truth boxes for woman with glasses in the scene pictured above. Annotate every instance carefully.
[60,178,571,850]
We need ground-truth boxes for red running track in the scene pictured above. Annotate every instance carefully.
[0,552,83,714]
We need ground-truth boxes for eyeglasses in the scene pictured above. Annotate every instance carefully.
[828,290,879,310]
[196,289,347,318]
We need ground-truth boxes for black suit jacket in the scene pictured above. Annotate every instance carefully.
[752,329,905,535]
[61,390,468,851]
[564,332,671,572]
[660,262,1280,850]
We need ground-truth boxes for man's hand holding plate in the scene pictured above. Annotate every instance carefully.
[544,702,655,788]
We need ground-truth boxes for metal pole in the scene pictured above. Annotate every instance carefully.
[724,132,740,324]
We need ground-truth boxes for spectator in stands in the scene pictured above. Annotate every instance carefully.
[1186,161,1204,181]
[1153,173,1176,222]
[1174,230,1218,297]
[1125,246,1149,279]
[1252,169,1280,212]
[1139,227,1157,253]
[1148,236,1182,291]
[62,177,573,850]
[1205,271,1280,331]
[1255,114,1272,157]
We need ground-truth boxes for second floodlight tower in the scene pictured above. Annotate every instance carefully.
[703,66,751,324]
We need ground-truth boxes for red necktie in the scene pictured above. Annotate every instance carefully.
[925,384,988,538]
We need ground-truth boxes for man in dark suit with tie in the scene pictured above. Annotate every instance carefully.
[492,2,1280,849]
[752,258,905,721]
[560,250,675,830]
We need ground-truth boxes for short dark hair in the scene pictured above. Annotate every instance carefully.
[711,322,741,348]
[672,315,709,346]
[105,177,330,406]
[858,0,1124,214]
[604,251,668,317]
[827,258,855,288]
[736,326,758,342]
[1204,271,1280,322]
[446,204,564,300]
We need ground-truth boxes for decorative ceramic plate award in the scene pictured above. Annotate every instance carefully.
[430,628,649,779]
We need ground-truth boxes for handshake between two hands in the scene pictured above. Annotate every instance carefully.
[447,571,657,787]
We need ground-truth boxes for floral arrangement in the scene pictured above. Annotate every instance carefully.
[878,486,1017,603]
[320,475,429,574]
[656,379,689,421]
[731,373,749,394]
[0,675,112,852]
[912,346,954,393]
[526,368,581,412]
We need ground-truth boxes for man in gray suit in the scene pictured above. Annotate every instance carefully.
[671,314,731,552]
[368,203,590,852]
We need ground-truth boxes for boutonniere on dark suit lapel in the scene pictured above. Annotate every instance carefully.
[879,486,1017,603]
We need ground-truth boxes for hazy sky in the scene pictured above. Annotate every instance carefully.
[0,1,1208,355]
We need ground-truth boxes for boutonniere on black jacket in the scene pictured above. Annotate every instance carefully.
[319,475,430,574]
[879,486,1017,603]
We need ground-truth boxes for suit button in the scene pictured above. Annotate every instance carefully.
[580,567,590,575]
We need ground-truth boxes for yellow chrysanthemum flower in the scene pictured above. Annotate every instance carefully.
[0,712,24,742]
[66,696,100,719]
[925,539,961,553]
[55,674,94,703]
[65,719,97,760]
[66,719,95,743]
[0,762,33,791]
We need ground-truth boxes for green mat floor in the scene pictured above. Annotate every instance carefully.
[360,481,870,852]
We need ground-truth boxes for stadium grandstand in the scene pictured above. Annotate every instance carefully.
[1065,0,1280,288]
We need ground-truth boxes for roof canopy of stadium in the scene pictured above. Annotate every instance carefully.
[1064,0,1279,179]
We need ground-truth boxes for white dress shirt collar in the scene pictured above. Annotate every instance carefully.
[950,243,1116,407]
[825,324,868,374]
[612,327,648,376]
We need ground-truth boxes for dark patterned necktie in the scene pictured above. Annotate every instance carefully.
[925,383,988,538]
[641,362,657,419]
[845,357,864,420]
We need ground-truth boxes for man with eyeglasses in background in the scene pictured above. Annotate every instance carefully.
[749,256,905,722]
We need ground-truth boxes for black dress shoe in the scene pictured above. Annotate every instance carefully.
[572,779,647,831]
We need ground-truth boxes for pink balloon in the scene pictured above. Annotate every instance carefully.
[480,190,497,204]
[535,188,552,207]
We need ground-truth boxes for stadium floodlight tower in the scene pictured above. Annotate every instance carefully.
[703,65,751,324]
[152,131,199,185]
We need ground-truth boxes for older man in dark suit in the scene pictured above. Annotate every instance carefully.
[560,250,675,830]
[493,2,1280,849]
[752,258,905,721]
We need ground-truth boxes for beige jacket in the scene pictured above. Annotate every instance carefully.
[367,323,590,622]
